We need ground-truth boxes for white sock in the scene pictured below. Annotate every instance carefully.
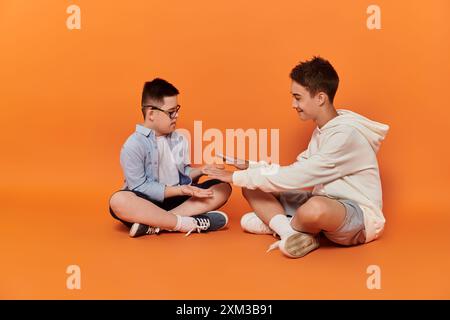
[173,215,197,233]
[269,214,297,239]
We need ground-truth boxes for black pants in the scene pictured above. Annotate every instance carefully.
[109,179,226,228]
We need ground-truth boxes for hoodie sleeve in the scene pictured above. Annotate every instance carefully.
[232,129,369,192]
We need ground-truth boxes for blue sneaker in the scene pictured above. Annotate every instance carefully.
[185,211,228,236]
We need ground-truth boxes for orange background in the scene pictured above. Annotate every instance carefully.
[1,0,450,299]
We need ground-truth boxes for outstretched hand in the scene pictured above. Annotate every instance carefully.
[202,166,234,183]
[180,185,214,198]
[200,163,225,175]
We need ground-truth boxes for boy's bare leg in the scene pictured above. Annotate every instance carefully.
[290,196,346,234]
[109,191,177,230]
[241,188,286,225]
[169,182,232,217]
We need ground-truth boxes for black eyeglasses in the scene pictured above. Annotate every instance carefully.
[142,104,181,119]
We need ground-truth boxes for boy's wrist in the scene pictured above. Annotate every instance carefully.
[174,185,183,196]
[164,185,183,197]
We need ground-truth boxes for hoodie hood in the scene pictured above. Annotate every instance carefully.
[320,109,389,153]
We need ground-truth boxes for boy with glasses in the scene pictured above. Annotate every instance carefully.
[205,57,389,258]
[109,78,231,237]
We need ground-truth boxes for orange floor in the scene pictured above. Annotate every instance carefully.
[2,183,450,300]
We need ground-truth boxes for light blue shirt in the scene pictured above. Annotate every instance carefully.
[119,125,192,202]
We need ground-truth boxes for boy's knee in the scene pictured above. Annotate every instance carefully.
[293,197,326,227]
[223,182,232,193]
[109,191,129,212]
[208,182,232,200]
[216,182,232,197]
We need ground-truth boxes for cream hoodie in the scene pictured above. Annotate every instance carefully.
[232,109,389,243]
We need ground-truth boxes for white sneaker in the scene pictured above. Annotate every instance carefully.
[240,212,275,235]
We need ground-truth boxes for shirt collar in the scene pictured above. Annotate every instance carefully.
[135,124,155,137]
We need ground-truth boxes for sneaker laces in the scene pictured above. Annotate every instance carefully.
[265,231,282,252]
[266,240,280,253]
[146,226,160,235]
[185,218,210,237]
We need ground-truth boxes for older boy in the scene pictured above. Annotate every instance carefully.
[205,57,389,258]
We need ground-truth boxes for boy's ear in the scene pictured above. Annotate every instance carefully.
[147,109,155,121]
[316,92,327,106]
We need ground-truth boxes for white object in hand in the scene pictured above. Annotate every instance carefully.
[215,152,241,164]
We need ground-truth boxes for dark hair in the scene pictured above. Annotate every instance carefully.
[290,56,339,103]
[141,78,179,119]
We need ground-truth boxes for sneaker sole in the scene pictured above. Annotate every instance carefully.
[279,233,320,258]
[129,223,140,238]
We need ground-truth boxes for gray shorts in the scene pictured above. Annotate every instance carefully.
[275,191,366,246]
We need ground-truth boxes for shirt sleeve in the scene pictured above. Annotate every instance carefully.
[120,142,166,202]
[232,130,368,192]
